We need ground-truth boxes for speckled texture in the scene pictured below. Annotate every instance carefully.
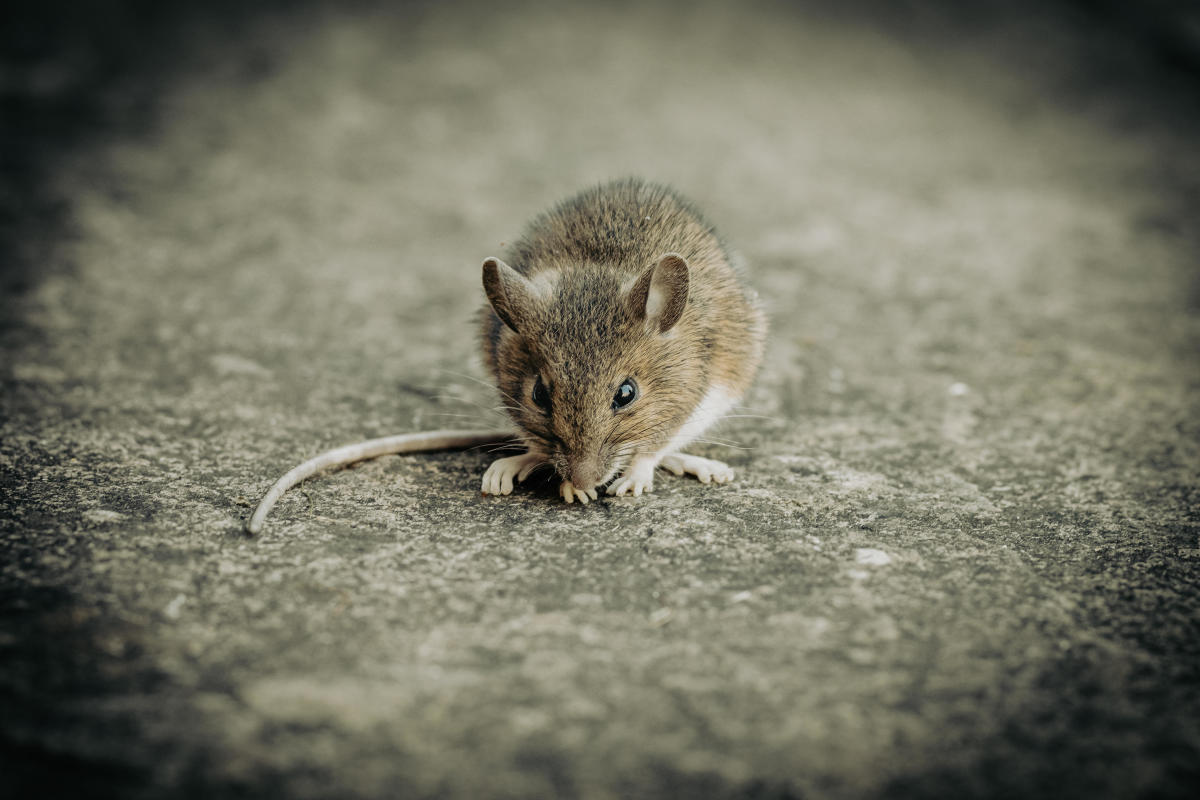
[2,1,1198,798]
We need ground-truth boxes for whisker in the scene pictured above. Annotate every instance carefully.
[692,439,752,451]
[695,433,746,445]
[437,368,522,407]
[436,368,497,391]
[427,394,512,421]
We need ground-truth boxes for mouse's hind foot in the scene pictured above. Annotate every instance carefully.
[659,453,734,485]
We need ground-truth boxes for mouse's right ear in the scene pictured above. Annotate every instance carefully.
[627,252,690,334]
[482,257,536,334]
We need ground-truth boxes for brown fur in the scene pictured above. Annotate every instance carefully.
[480,178,766,488]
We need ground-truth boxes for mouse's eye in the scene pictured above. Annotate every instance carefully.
[612,378,638,411]
[531,376,551,413]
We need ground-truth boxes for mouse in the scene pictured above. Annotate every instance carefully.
[244,178,766,533]
[478,177,767,503]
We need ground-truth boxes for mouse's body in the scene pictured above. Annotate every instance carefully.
[480,178,766,503]
[245,178,766,532]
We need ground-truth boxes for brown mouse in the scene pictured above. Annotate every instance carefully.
[245,178,765,531]
[479,177,766,503]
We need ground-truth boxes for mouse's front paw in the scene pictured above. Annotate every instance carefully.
[560,480,599,504]
[607,456,658,497]
[482,452,546,496]
[659,453,734,484]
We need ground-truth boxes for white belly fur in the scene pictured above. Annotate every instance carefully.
[656,384,739,460]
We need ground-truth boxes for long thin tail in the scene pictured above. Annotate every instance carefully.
[245,429,515,534]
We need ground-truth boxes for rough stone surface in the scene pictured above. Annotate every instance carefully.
[2,1,1198,798]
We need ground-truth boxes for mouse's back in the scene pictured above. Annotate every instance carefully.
[505,178,727,281]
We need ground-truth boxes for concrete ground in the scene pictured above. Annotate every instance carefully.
[2,1,1198,797]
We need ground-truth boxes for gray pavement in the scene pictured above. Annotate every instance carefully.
[2,1,1198,797]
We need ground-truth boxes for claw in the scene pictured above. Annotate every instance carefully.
[561,481,599,504]
[559,479,600,504]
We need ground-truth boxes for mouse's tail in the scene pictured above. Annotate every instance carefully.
[245,429,516,534]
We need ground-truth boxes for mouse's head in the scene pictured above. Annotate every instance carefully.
[483,253,703,491]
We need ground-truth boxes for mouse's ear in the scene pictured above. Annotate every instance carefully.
[627,252,690,334]
[483,257,537,334]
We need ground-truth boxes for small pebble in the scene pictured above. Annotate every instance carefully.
[648,607,673,627]
[855,548,892,566]
[164,594,187,620]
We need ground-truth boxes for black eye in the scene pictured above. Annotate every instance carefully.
[532,376,551,412]
[612,378,638,410]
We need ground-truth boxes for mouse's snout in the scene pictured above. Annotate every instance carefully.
[566,457,604,492]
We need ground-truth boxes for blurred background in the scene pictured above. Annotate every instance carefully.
[3,0,1199,298]
[2,1,1197,798]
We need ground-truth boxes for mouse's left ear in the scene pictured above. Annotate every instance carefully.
[627,252,689,334]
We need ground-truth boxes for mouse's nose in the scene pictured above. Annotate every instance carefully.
[568,461,602,491]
